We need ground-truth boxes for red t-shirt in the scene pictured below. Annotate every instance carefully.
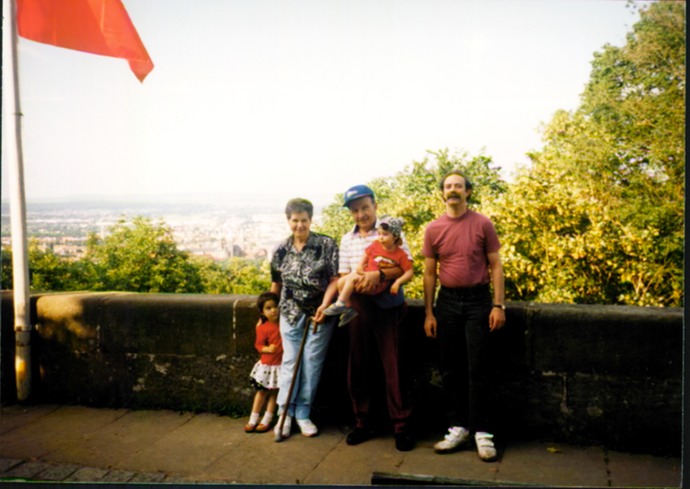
[422,210,501,288]
[364,240,413,273]
[254,321,283,366]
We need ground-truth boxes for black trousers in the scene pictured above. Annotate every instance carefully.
[435,285,493,433]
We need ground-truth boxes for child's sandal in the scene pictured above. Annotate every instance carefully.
[244,423,257,433]
[255,423,271,433]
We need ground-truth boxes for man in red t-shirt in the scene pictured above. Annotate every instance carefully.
[422,170,506,462]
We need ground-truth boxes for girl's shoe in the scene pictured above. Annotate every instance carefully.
[244,422,257,433]
[255,423,271,433]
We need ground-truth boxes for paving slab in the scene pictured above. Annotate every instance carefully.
[64,466,109,482]
[99,469,137,483]
[0,405,128,462]
[116,411,239,475]
[607,450,682,488]
[0,405,60,435]
[47,408,195,470]
[199,424,347,485]
[304,430,404,486]
[130,471,167,483]
[162,473,199,484]
[3,461,54,480]
[496,441,610,487]
[0,459,23,473]
[34,463,80,481]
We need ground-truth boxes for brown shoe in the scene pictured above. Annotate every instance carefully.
[244,423,257,433]
[255,423,271,433]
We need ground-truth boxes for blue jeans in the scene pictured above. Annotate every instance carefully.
[435,285,493,433]
[277,313,335,420]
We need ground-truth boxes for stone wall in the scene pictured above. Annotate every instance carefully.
[0,291,682,456]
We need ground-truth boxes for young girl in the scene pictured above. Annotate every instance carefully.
[245,291,283,433]
[324,215,413,326]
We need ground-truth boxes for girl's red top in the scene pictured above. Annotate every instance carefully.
[254,320,283,366]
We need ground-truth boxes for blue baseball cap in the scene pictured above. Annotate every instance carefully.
[343,185,375,207]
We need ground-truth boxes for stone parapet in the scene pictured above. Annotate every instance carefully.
[0,291,682,455]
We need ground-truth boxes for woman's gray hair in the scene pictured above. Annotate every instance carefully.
[285,198,314,219]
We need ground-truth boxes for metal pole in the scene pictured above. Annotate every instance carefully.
[3,0,33,401]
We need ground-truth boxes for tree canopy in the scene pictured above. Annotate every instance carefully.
[1,217,270,295]
[486,1,684,306]
[84,216,205,293]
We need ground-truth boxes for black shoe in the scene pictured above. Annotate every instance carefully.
[394,432,416,452]
[346,427,372,446]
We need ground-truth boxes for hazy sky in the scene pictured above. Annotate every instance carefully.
[2,0,640,205]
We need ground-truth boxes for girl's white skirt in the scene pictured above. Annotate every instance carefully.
[249,361,281,390]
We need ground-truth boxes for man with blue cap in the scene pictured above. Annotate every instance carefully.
[337,184,415,451]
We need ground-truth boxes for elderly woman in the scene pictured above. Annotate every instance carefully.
[270,197,339,440]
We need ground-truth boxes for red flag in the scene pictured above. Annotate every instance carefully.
[16,0,154,82]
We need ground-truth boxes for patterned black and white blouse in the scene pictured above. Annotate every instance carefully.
[270,232,339,325]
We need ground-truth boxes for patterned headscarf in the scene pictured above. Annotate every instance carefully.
[378,215,403,238]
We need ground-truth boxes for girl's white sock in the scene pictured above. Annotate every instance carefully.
[249,412,260,425]
[260,411,274,426]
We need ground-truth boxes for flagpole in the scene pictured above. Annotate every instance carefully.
[3,0,33,401]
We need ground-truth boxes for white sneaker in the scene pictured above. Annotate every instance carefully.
[433,426,470,453]
[475,432,498,462]
[273,414,292,441]
[296,418,319,437]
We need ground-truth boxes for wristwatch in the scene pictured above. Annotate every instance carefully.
[492,304,506,310]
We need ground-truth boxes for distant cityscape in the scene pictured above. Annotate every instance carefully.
[0,197,329,262]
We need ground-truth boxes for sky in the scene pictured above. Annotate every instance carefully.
[2,0,641,206]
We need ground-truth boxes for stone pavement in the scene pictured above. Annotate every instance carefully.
[0,404,682,487]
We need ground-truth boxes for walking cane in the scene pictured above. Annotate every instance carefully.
[275,315,316,442]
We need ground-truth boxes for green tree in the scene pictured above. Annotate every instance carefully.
[27,240,93,292]
[582,1,685,188]
[1,247,13,290]
[85,216,205,293]
[1,243,92,292]
[194,256,271,294]
[487,1,684,306]
[485,162,633,303]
